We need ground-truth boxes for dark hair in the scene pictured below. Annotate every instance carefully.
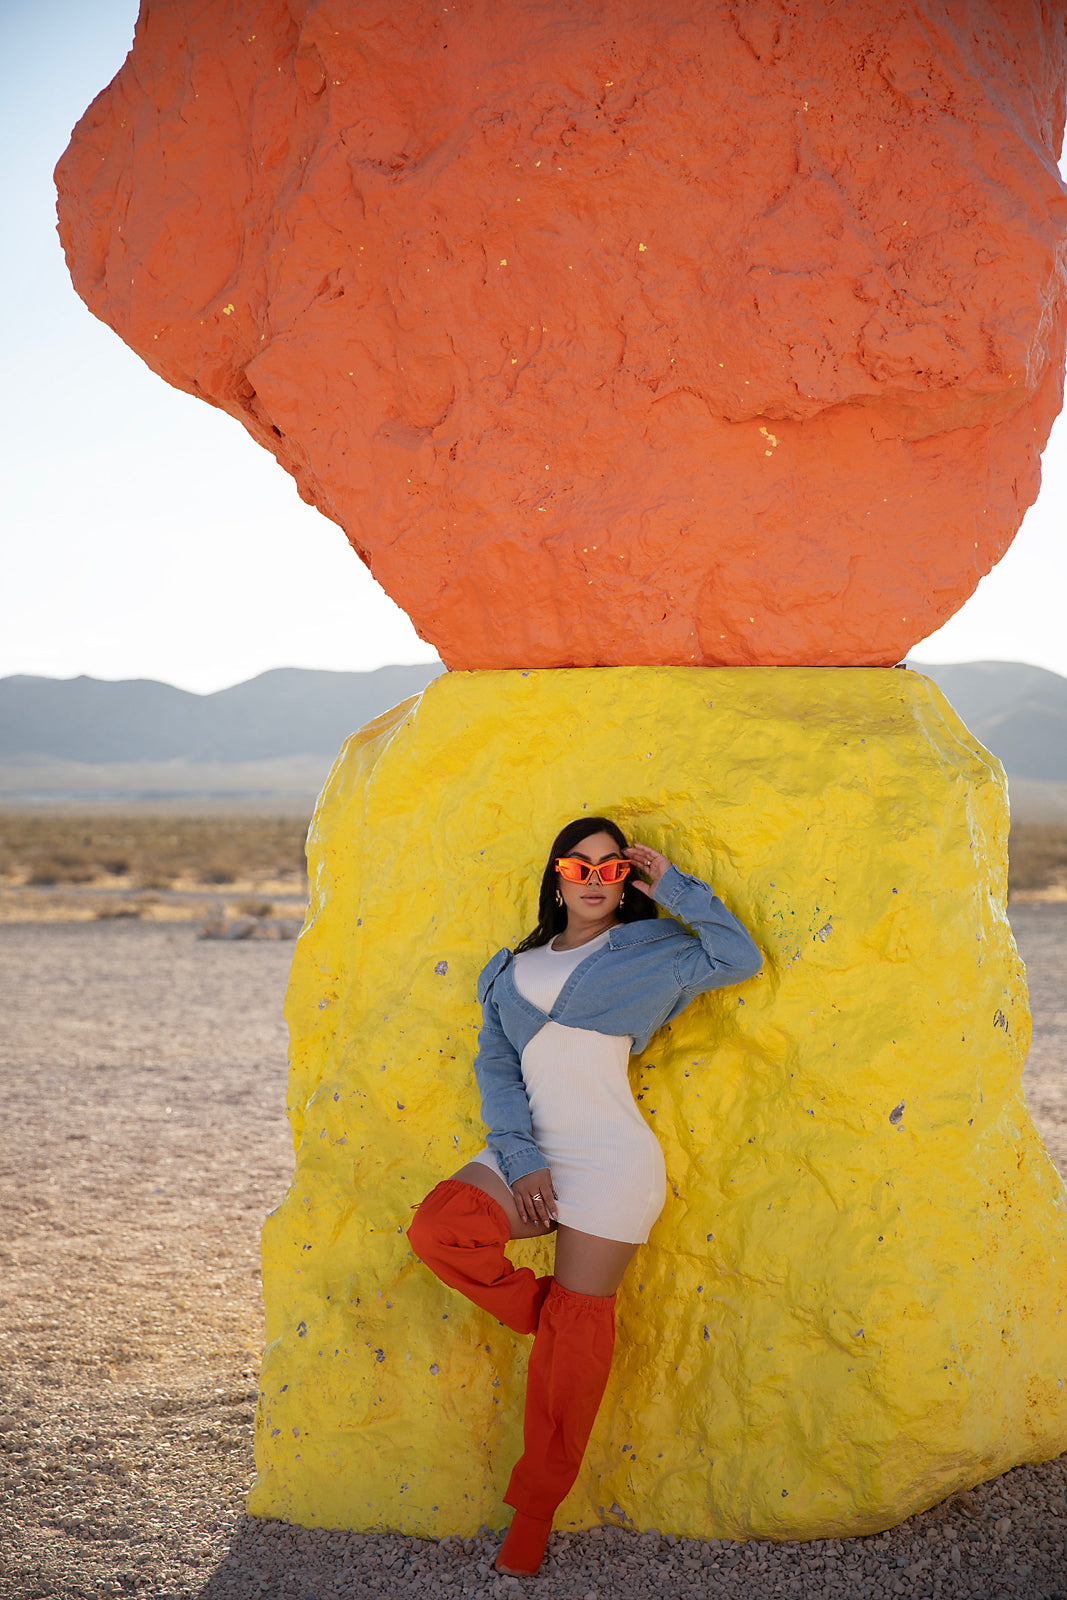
[513,816,658,953]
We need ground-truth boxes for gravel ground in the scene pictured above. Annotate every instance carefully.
[0,910,1065,1599]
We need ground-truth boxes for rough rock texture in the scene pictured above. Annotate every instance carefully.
[252,667,1067,1540]
[56,1,1067,669]
[3,916,1067,1596]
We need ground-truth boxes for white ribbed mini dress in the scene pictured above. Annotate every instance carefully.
[470,931,667,1244]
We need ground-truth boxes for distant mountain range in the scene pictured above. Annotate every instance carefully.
[907,661,1067,781]
[0,664,444,765]
[0,660,1064,807]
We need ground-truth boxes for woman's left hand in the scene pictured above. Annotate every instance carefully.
[625,844,671,896]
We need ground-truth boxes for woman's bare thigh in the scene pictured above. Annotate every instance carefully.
[449,1160,553,1241]
[553,1225,638,1296]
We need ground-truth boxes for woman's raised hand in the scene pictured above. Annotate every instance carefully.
[511,1168,557,1229]
[625,844,671,895]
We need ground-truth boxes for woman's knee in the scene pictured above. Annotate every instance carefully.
[408,1175,517,1255]
[409,1166,561,1248]
[450,1162,546,1241]
[406,1182,448,1257]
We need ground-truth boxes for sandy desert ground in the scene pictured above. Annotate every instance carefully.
[0,910,1065,1600]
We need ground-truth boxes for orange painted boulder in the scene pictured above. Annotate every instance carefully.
[56,0,1067,669]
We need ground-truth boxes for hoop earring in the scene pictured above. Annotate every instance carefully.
[555,889,564,908]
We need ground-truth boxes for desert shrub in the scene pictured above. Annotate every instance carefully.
[26,851,96,885]
[200,860,239,885]
[2,812,309,887]
[238,899,274,919]
[26,858,61,886]
[1008,824,1067,893]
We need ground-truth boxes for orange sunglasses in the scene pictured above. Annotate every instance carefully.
[555,855,632,885]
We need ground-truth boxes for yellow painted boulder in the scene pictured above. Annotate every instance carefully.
[251,667,1067,1540]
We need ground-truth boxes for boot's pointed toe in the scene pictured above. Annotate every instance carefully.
[494,1510,553,1575]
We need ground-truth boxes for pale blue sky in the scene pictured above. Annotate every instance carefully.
[2,0,1065,693]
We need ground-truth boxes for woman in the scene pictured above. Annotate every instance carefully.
[407,817,762,1576]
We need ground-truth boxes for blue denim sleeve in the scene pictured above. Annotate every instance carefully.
[652,865,763,995]
[472,989,547,1187]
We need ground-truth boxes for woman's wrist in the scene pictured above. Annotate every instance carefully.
[511,1166,557,1227]
[624,844,671,895]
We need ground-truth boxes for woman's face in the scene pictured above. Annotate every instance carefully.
[556,830,628,927]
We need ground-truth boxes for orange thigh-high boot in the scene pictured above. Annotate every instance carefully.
[407,1179,551,1335]
[495,1281,617,1576]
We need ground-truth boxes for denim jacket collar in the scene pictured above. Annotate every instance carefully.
[484,915,684,1032]
[607,917,678,947]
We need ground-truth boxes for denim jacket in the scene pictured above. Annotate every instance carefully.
[473,865,763,1185]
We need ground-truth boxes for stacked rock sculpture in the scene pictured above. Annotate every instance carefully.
[57,0,1067,1538]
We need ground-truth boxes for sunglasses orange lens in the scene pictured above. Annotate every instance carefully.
[556,856,631,885]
